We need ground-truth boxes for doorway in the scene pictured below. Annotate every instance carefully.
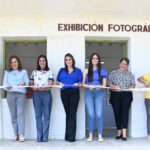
[85,40,127,137]
[4,40,46,97]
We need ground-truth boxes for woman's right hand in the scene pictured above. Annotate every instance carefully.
[7,85,12,90]
[58,82,64,88]
[88,85,95,90]
[83,84,95,90]
[144,81,150,87]
[113,85,121,90]
[32,87,38,91]
[82,84,89,89]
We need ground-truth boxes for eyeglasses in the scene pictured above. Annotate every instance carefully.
[65,59,72,61]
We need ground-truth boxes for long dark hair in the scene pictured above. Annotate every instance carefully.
[8,55,22,71]
[88,53,102,83]
[64,53,75,73]
[37,55,49,71]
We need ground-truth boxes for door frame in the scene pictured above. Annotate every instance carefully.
[85,36,131,137]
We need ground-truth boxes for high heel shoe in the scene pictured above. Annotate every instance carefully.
[98,136,104,142]
[115,135,122,139]
[122,136,127,141]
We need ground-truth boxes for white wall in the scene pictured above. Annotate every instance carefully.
[129,37,150,137]
[0,38,4,139]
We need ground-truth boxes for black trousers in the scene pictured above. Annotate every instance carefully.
[61,88,80,142]
[110,91,133,130]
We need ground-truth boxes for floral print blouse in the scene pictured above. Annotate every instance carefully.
[108,69,135,89]
[30,70,54,86]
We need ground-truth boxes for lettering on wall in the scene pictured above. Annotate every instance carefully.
[58,23,150,32]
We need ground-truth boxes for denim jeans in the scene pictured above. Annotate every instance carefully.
[145,99,150,135]
[33,91,52,142]
[85,89,105,135]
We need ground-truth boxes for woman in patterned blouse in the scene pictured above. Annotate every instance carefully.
[108,57,135,141]
[30,55,54,142]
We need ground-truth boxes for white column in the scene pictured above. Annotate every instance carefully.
[0,37,4,139]
[47,36,85,139]
[129,37,149,137]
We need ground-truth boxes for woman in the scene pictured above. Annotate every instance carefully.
[138,74,150,139]
[56,53,82,142]
[3,55,29,142]
[30,55,54,142]
[108,57,135,141]
[83,53,108,142]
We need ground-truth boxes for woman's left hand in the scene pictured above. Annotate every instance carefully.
[42,87,51,91]
[73,83,79,86]
[96,84,107,90]
[127,86,135,91]
[96,85,102,90]
[88,85,95,90]
[18,82,25,86]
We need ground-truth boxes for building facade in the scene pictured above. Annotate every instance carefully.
[0,0,150,139]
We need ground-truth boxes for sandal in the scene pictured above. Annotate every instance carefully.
[98,136,104,142]
[87,137,93,142]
